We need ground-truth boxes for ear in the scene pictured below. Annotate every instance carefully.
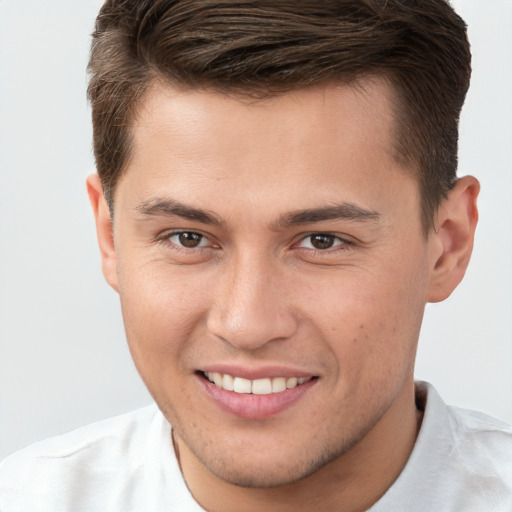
[86,174,119,292]
[427,176,480,303]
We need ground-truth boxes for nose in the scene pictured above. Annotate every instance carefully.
[206,252,298,351]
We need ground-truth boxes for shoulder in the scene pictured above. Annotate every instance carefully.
[419,381,512,462]
[427,383,512,510]
[445,397,512,478]
[421,382,512,509]
[0,404,163,511]
[372,382,512,511]
[0,403,159,467]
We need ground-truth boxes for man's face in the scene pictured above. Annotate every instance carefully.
[108,79,436,486]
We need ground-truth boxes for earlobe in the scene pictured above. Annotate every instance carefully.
[427,176,480,303]
[86,174,119,292]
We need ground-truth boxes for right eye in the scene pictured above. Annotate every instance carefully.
[167,231,210,249]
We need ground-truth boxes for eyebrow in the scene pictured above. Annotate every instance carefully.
[278,203,381,227]
[136,197,380,227]
[136,198,225,226]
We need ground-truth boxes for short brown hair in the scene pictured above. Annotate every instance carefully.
[88,0,471,232]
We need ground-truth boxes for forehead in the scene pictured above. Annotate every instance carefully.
[116,79,419,229]
[131,78,397,166]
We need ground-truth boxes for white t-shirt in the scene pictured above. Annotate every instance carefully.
[1,382,511,511]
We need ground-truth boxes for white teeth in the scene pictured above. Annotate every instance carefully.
[233,377,252,394]
[223,374,234,391]
[286,377,298,389]
[252,378,272,395]
[272,377,287,393]
[204,372,313,394]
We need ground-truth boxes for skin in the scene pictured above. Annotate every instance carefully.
[88,78,479,512]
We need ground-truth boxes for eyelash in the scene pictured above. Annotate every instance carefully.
[158,230,353,255]
[294,233,353,253]
[157,230,217,252]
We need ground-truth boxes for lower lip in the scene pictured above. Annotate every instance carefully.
[197,374,317,419]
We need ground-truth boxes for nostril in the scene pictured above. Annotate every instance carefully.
[206,306,298,352]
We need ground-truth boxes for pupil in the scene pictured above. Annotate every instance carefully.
[179,232,202,248]
[311,234,334,249]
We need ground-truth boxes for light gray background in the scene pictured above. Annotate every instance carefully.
[1,1,511,460]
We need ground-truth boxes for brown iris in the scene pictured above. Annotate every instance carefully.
[309,234,336,249]
[178,232,203,248]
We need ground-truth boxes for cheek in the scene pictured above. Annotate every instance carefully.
[301,257,428,380]
[116,257,211,368]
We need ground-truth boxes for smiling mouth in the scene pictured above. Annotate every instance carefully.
[201,371,315,395]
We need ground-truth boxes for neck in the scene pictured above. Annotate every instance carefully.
[175,380,422,512]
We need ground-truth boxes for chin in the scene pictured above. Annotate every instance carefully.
[206,454,327,489]
[195,431,361,489]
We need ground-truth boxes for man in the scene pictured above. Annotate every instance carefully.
[1,0,511,510]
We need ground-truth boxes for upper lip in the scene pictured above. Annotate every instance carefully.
[199,364,316,380]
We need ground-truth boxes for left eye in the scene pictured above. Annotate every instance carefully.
[168,232,209,249]
[298,234,345,250]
